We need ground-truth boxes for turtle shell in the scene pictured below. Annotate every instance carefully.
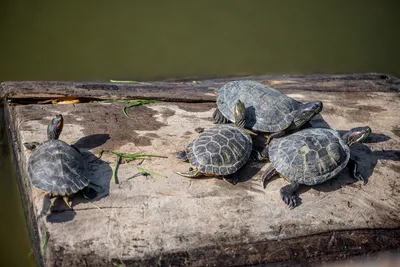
[268,128,350,185]
[216,80,299,132]
[186,125,252,175]
[28,139,90,195]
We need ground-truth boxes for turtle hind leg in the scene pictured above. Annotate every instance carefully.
[213,108,229,124]
[348,158,367,185]
[261,164,278,188]
[280,182,299,209]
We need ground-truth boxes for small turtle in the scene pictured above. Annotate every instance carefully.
[25,114,96,214]
[262,126,371,209]
[213,80,323,145]
[176,100,252,183]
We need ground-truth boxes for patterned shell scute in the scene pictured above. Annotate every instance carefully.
[187,125,252,175]
[268,128,350,185]
[217,80,299,132]
[28,140,90,195]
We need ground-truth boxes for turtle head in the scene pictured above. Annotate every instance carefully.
[233,100,246,128]
[47,114,64,140]
[342,126,371,146]
[292,101,323,129]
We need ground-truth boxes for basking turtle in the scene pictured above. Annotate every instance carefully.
[25,114,94,213]
[262,126,371,209]
[213,80,323,144]
[176,100,252,183]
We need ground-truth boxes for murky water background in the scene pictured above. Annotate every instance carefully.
[0,107,35,266]
[0,1,399,266]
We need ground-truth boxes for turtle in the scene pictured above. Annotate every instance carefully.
[25,114,96,214]
[176,100,252,183]
[261,126,372,209]
[213,80,323,146]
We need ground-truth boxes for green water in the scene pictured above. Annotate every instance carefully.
[0,108,35,266]
[0,1,399,266]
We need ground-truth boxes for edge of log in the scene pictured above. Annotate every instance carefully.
[1,73,399,102]
[3,103,44,267]
[120,229,400,267]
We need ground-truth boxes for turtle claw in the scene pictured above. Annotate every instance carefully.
[63,196,72,209]
[282,195,297,209]
[223,176,238,185]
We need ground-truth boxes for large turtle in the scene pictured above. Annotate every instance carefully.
[25,114,94,213]
[213,80,323,144]
[176,100,252,183]
[261,126,371,209]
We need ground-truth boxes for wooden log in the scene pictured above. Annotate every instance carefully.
[2,74,400,267]
[2,73,399,102]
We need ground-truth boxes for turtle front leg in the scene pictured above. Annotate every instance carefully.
[176,169,203,178]
[280,182,299,209]
[213,108,230,124]
[348,157,367,185]
[176,151,189,162]
[261,164,278,188]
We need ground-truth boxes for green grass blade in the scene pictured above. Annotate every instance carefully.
[99,150,166,159]
[110,80,152,85]
[133,165,167,178]
[41,232,50,249]
[122,99,160,118]
[113,156,122,184]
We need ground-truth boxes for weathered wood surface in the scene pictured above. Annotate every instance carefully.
[2,73,399,102]
[2,74,400,267]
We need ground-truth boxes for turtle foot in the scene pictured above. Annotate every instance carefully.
[279,183,299,209]
[176,151,188,161]
[24,142,40,150]
[282,195,297,209]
